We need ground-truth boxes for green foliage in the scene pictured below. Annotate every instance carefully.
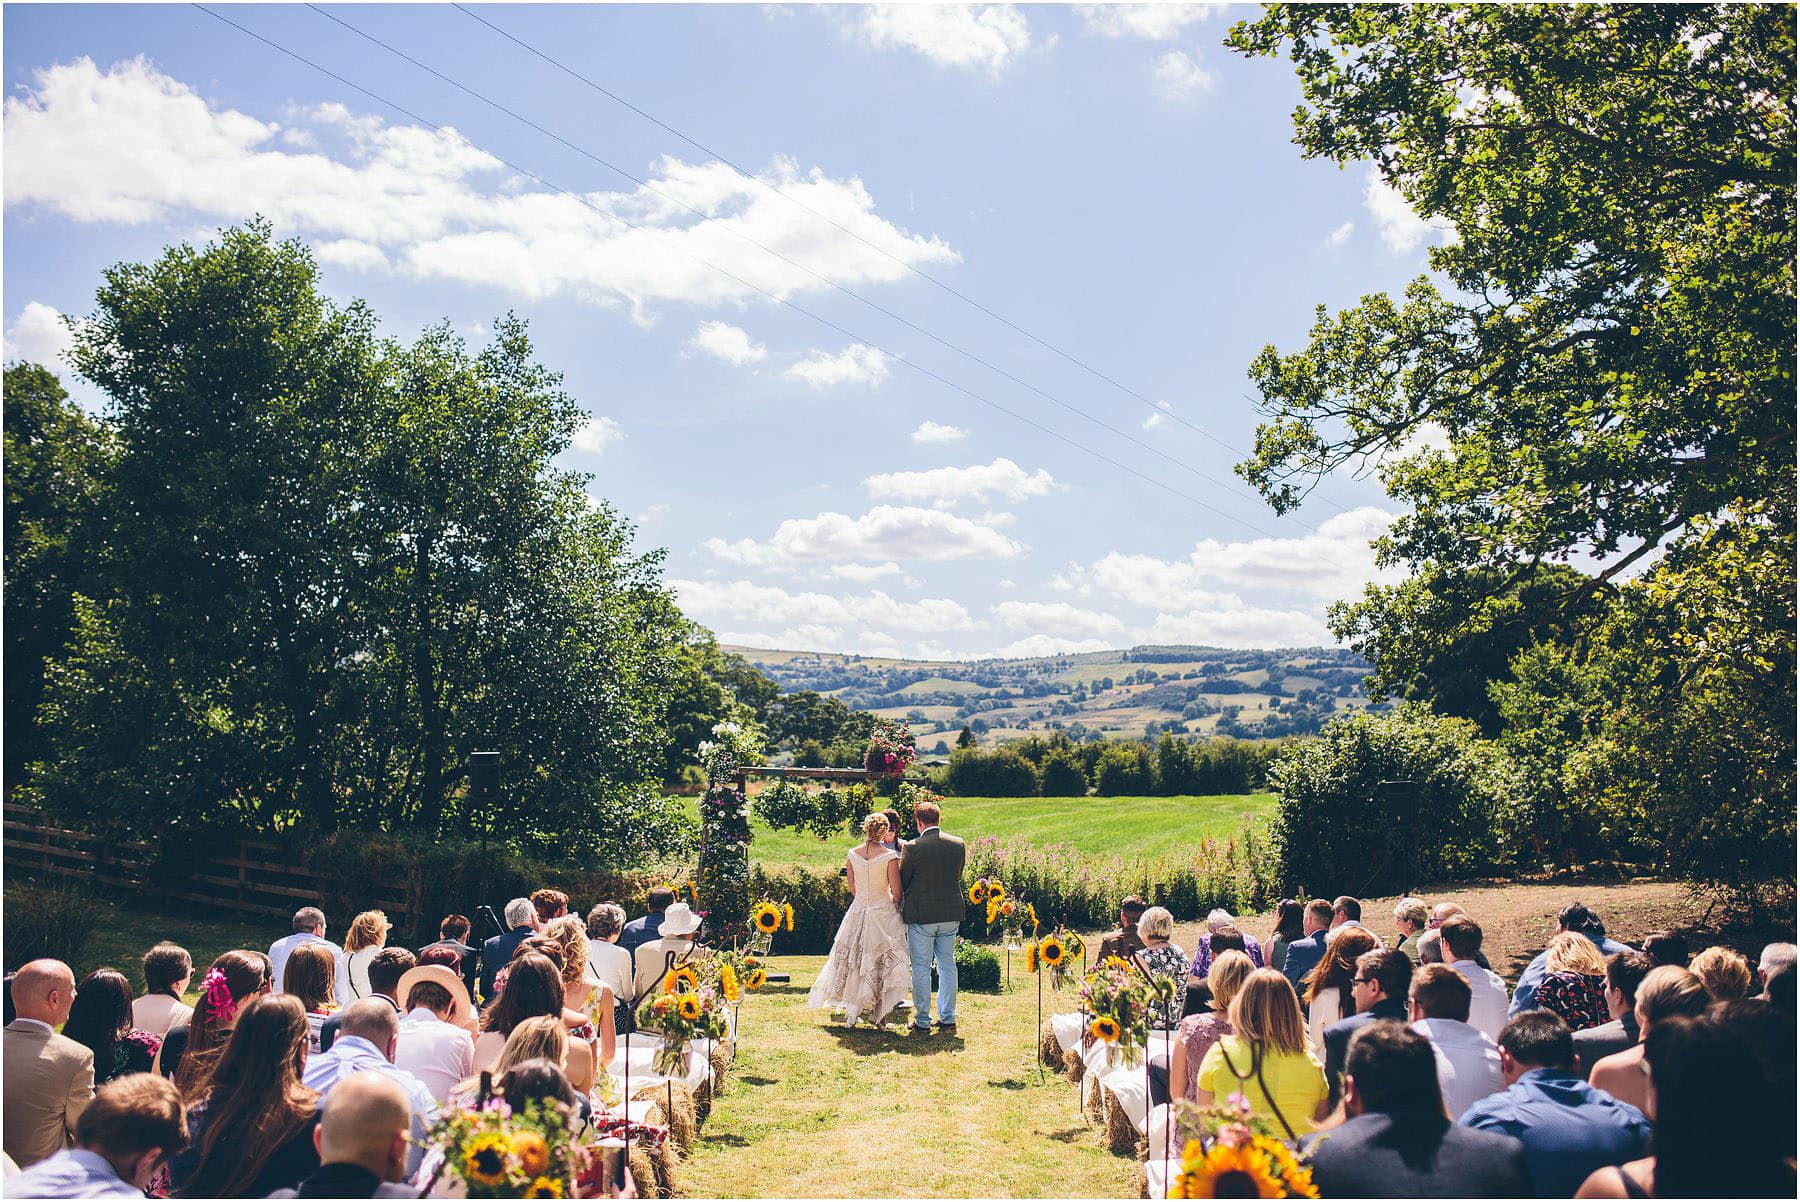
[751,780,868,841]
[1037,751,1089,797]
[4,878,105,972]
[745,864,852,955]
[963,836,1253,932]
[943,748,1039,797]
[660,636,779,784]
[953,939,1002,993]
[1092,743,1153,796]
[1265,705,1505,897]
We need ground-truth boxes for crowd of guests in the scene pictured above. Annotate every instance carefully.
[2,885,708,1198]
[1089,893,1795,1197]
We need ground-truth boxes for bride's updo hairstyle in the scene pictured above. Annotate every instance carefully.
[861,813,888,841]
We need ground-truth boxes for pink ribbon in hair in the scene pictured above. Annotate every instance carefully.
[200,968,238,1023]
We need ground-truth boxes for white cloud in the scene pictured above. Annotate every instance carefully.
[991,600,1125,638]
[1076,4,1219,39]
[673,579,974,658]
[910,420,968,444]
[5,58,959,316]
[1327,221,1354,247]
[571,416,624,456]
[3,301,75,367]
[1152,50,1215,103]
[996,579,1017,589]
[1362,166,1452,254]
[784,343,892,388]
[1143,412,1171,431]
[863,457,1055,505]
[702,504,1026,564]
[636,503,670,524]
[1144,605,1334,648]
[687,320,767,366]
[313,238,390,270]
[856,5,1032,75]
[828,561,903,582]
[985,634,1114,658]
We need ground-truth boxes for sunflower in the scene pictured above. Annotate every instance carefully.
[985,881,1006,903]
[1025,942,1040,973]
[968,882,986,905]
[745,967,768,990]
[743,955,761,970]
[463,1133,512,1187]
[1099,954,1132,973]
[1040,937,1066,966]
[985,899,1000,926]
[1026,903,1040,930]
[677,995,704,1021]
[1173,1142,1286,1199]
[721,965,741,1004]
[753,904,782,934]
[1000,899,1017,917]
[652,995,675,1014]
[524,1175,566,1198]
[512,1131,550,1177]
[666,966,700,994]
[1089,1016,1120,1042]
[783,903,795,932]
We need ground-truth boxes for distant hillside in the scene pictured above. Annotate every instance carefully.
[723,644,1375,749]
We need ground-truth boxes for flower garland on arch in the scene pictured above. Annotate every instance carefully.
[695,720,763,932]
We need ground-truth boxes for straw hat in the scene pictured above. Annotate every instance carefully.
[659,902,702,937]
[394,963,472,1028]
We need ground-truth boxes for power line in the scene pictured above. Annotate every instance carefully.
[453,0,1353,522]
[301,3,1318,534]
[193,3,1293,539]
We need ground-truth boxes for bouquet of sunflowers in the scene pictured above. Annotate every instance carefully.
[967,877,1015,931]
[1025,924,1084,991]
[636,974,730,1076]
[747,898,794,954]
[1168,1092,1318,1198]
[686,945,767,1007]
[424,1096,581,1199]
[1077,955,1165,1067]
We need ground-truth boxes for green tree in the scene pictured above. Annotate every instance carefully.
[1092,743,1153,796]
[1037,750,1089,797]
[1152,733,1200,796]
[657,631,778,784]
[955,725,975,749]
[943,748,1039,797]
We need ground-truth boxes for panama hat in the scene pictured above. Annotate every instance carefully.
[395,963,473,1028]
[659,901,703,937]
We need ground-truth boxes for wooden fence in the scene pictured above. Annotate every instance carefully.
[3,804,412,921]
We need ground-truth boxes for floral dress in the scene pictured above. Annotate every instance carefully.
[100,1030,162,1084]
[1537,970,1610,1032]
[1136,944,1189,1031]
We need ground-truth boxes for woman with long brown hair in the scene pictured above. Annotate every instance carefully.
[1302,927,1378,1057]
[168,993,321,1197]
[162,949,272,1095]
[474,954,595,1093]
[1193,969,1329,1136]
[62,968,163,1084]
[282,942,337,1054]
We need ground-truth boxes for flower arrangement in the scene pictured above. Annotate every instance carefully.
[1078,955,1164,1066]
[749,898,795,935]
[1027,924,1083,991]
[862,717,916,778]
[1169,1093,1318,1198]
[635,978,729,1076]
[423,1096,581,1199]
[698,718,763,785]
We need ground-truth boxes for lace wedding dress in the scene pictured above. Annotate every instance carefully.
[806,848,911,1026]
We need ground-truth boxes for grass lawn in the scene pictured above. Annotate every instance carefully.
[681,952,1135,1198]
[740,793,1275,874]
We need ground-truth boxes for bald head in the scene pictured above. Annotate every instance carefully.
[336,998,400,1054]
[13,959,77,1026]
[317,1072,411,1181]
[1429,902,1465,929]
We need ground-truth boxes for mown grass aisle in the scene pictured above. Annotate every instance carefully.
[682,953,1136,1198]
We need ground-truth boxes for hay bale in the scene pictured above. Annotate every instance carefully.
[1102,1088,1139,1157]
[709,1041,731,1093]
[1135,1163,1150,1199]
[1038,1021,1062,1070]
[1082,1073,1107,1125]
[1063,1047,1086,1081]
[627,1146,659,1199]
[654,1140,679,1195]
[693,1072,713,1120]
[633,1082,697,1155]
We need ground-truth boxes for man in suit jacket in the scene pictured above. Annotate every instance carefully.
[898,800,966,1034]
[1094,896,1148,965]
[1574,950,1653,1075]
[479,898,539,1002]
[7,1072,186,1198]
[1304,1022,1532,1198]
[1323,947,1413,1107]
[4,959,95,1168]
[620,886,678,958]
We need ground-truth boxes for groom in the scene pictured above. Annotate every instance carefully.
[898,800,967,1035]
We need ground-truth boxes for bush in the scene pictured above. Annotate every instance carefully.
[943,748,1039,797]
[962,835,1254,931]
[1265,704,1506,897]
[1092,744,1153,795]
[5,877,104,971]
[1037,751,1089,797]
[953,938,1002,992]
[747,864,852,955]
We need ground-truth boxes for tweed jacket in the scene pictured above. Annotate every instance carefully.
[899,826,967,926]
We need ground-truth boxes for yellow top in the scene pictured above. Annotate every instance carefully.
[1195,1034,1328,1134]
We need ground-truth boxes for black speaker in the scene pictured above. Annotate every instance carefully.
[470,752,500,802]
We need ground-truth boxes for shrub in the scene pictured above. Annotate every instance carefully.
[1092,744,1153,795]
[1037,751,1089,797]
[5,877,105,971]
[1265,704,1505,897]
[747,864,852,955]
[953,938,1002,992]
[962,835,1249,930]
[943,748,1039,797]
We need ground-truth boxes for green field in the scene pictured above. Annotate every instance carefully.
[721,793,1275,873]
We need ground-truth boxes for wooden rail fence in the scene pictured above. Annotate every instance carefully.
[3,804,411,921]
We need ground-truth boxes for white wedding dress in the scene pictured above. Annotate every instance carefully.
[806,847,911,1026]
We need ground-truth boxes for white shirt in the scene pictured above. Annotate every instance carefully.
[395,1008,475,1104]
[338,947,381,1005]
[268,932,343,995]
[1450,959,1512,1043]
[587,941,633,1014]
[1412,1017,1504,1119]
[301,1035,438,1174]
[1305,985,1345,1059]
[129,995,193,1038]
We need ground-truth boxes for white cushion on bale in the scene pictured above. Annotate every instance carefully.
[605,1033,712,1094]
[1050,1011,1086,1052]
[1145,1157,1178,1199]
[1145,1103,1174,1163]
[1096,1033,1175,1135]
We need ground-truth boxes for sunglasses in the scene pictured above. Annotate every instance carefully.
[1352,975,1376,985]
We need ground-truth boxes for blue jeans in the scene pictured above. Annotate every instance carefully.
[906,921,959,1027]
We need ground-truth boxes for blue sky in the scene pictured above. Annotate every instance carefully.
[4,3,1454,659]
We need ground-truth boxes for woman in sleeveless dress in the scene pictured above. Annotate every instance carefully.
[807,813,911,1028]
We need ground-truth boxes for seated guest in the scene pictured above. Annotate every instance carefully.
[1328,895,1365,936]
[131,943,194,1038]
[170,994,320,1196]
[63,970,161,1086]
[1162,950,1254,1106]
[1194,969,1328,1136]
[1462,1010,1651,1197]
[1536,932,1611,1032]
[475,955,596,1094]
[480,898,540,1002]
[1577,1016,1795,1198]
[1279,899,1334,1000]
[4,959,95,1168]
[1409,964,1503,1119]
[1094,896,1148,965]
[338,910,393,1005]
[7,1073,186,1198]
[1766,964,1795,1015]
[302,999,438,1176]
[322,948,416,1052]
[620,886,677,957]
[270,1071,419,1199]
[1640,929,1689,970]
[1431,903,1492,968]
[1587,966,1709,1113]
[1132,906,1188,1030]
[1186,924,1252,1014]
[270,907,343,998]
[1689,945,1753,1002]
[544,916,617,1065]
[1708,999,1796,1162]
[1512,902,1630,1016]
[531,888,571,925]
[393,966,475,1103]
[630,903,703,1007]
[1305,1022,1531,1197]
[585,904,635,1033]
[457,1018,589,1118]
[498,1057,581,1118]
[1322,947,1413,1108]
[1189,908,1265,982]
[1440,918,1510,1041]
[1263,899,1305,974]
[1756,942,1795,998]
[163,949,272,1093]
[1417,928,1446,965]
[1303,927,1378,1058]
[285,943,339,1055]
[1392,897,1428,961]
[417,915,479,998]
[1575,951,1654,1075]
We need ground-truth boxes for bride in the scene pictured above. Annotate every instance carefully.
[806,812,911,1027]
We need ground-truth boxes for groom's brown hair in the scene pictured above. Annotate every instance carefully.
[913,800,941,825]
